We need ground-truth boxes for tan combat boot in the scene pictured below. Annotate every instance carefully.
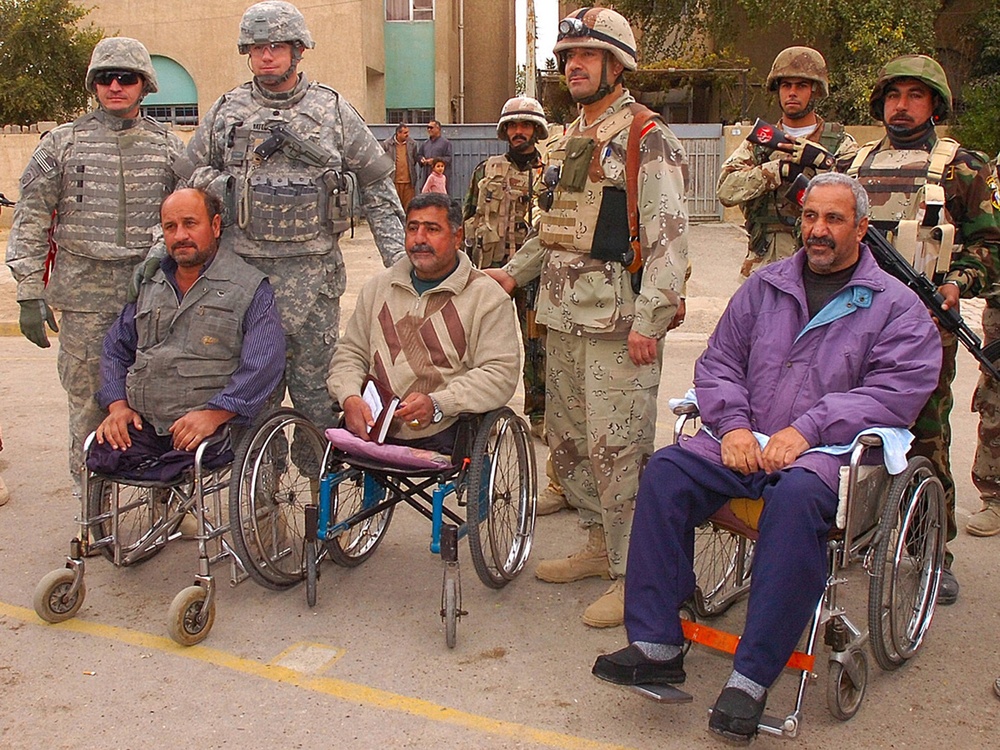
[583,578,625,628]
[966,500,1000,537]
[0,473,8,507]
[536,453,570,516]
[535,525,612,582]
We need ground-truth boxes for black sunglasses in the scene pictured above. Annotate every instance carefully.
[93,71,141,87]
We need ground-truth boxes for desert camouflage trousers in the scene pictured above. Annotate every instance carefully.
[515,278,546,424]
[56,311,118,493]
[546,331,661,577]
[909,328,958,555]
[973,304,1000,504]
[740,228,798,279]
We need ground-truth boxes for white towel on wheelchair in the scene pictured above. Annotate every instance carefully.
[669,388,913,475]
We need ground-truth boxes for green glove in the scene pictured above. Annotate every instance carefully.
[18,299,59,349]
[127,255,163,304]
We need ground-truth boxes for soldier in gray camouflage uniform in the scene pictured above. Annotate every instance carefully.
[5,38,184,495]
[175,1,405,431]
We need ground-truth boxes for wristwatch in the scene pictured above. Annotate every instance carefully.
[430,396,444,424]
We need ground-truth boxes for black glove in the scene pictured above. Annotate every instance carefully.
[127,255,163,304]
[18,299,59,349]
[789,140,835,170]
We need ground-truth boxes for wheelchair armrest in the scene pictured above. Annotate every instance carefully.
[672,403,700,417]
[856,434,883,448]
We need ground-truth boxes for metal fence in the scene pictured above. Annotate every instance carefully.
[369,122,724,222]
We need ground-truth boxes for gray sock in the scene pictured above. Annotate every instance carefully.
[634,641,682,661]
[725,670,767,701]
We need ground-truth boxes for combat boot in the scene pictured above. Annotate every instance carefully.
[966,500,1000,537]
[0,473,8,507]
[536,480,571,516]
[535,525,611,583]
[582,578,625,628]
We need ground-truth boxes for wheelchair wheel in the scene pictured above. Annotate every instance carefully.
[827,649,868,721]
[33,568,86,623]
[325,467,394,567]
[691,523,753,618]
[465,408,536,589]
[443,575,458,649]
[868,457,945,671]
[167,585,215,646]
[87,478,180,566]
[230,409,324,590]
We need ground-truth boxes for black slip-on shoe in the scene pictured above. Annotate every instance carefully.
[708,687,767,744]
[592,644,685,686]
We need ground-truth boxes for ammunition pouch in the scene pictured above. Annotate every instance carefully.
[559,137,596,192]
[887,183,955,281]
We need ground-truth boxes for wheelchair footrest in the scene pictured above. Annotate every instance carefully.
[682,620,815,673]
[629,683,693,704]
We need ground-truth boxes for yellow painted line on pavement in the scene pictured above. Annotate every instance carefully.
[0,600,636,750]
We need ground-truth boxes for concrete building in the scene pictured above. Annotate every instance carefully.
[84,0,515,125]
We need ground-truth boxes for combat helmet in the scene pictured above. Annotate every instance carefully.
[553,7,637,73]
[497,96,549,140]
[766,46,829,98]
[869,54,952,122]
[85,37,158,95]
[238,1,316,54]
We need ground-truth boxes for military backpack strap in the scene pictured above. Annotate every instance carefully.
[927,138,960,185]
[625,103,656,274]
[846,140,880,178]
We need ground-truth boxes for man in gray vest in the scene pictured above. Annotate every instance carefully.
[5,37,184,495]
[176,1,405,433]
[91,188,285,465]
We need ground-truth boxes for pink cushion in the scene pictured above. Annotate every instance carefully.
[324,428,453,471]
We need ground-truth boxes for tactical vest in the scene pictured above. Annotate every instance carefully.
[54,112,174,261]
[220,81,390,252]
[538,106,635,252]
[125,249,265,435]
[847,138,960,278]
[467,155,539,268]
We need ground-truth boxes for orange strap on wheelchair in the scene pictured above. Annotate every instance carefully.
[681,619,815,673]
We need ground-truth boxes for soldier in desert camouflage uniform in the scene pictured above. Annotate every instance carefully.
[842,54,1000,603]
[487,7,688,628]
[463,96,568,515]
[175,1,405,431]
[5,38,184,494]
[718,47,856,279]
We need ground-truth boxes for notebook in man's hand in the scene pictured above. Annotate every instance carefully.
[362,375,400,444]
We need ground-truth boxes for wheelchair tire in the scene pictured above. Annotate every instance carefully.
[867,457,945,671]
[87,478,180,566]
[827,649,868,721]
[167,585,215,646]
[465,408,536,589]
[324,466,394,567]
[229,409,324,590]
[691,524,753,618]
[33,568,86,623]
[443,575,458,649]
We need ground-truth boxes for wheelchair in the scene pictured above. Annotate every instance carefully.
[227,406,537,648]
[33,429,246,646]
[662,403,946,737]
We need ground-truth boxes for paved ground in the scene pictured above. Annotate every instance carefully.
[1,223,998,749]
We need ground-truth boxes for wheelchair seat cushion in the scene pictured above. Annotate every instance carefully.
[324,428,453,471]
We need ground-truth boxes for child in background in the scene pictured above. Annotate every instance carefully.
[422,158,448,195]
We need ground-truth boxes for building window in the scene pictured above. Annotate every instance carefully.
[141,105,199,126]
[386,108,434,124]
[385,0,433,22]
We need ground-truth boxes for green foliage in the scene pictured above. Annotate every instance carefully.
[0,0,104,125]
[953,3,1000,156]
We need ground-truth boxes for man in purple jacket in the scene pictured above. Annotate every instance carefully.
[591,173,941,743]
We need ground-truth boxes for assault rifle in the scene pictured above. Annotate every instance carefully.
[786,173,1000,381]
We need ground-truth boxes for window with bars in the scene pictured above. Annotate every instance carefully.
[386,108,434,124]
[385,0,433,22]
[141,104,199,126]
